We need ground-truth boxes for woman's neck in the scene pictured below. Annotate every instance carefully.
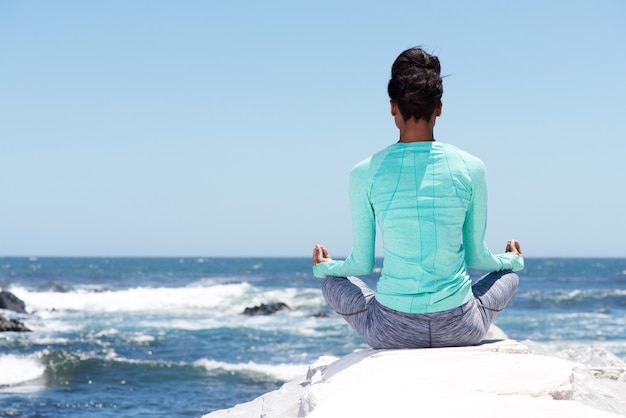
[397,116,436,143]
[398,133,435,143]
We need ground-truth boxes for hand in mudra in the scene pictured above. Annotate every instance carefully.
[312,244,331,266]
[505,239,523,257]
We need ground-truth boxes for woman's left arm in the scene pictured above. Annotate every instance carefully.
[463,158,524,272]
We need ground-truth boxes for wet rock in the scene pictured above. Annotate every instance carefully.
[37,281,73,293]
[0,290,27,313]
[0,314,31,332]
[311,311,331,318]
[243,302,290,316]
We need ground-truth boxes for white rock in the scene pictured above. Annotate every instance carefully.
[203,340,626,418]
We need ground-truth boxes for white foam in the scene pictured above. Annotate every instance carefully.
[137,317,229,331]
[9,283,255,314]
[532,340,626,363]
[8,283,327,317]
[0,354,46,387]
[135,313,335,336]
[128,333,155,344]
[29,336,71,345]
[95,328,119,337]
[19,313,81,333]
[194,358,307,382]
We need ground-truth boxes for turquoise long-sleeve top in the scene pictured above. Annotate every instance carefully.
[313,141,524,314]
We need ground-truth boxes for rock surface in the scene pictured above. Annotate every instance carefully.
[0,290,27,313]
[243,302,290,316]
[203,339,626,418]
[0,314,31,332]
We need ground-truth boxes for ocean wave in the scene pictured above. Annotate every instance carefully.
[27,336,72,345]
[28,348,307,384]
[127,333,156,344]
[132,315,337,339]
[0,354,46,387]
[194,358,308,382]
[515,288,626,310]
[527,340,626,363]
[7,283,326,316]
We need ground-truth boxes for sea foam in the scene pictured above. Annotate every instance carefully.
[194,358,308,382]
[8,283,326,316]
[0,354,46,387]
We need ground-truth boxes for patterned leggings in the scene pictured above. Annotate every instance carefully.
[321,271,519,349]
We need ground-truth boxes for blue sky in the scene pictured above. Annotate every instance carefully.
[1,0,625,257]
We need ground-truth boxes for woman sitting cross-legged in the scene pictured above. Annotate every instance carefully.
[312,47,523,349]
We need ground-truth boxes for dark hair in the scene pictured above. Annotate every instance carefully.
[387,47,443,122]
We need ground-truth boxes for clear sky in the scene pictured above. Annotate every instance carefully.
[1,0,625,258]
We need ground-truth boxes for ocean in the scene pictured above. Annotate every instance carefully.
[1,257,625,417]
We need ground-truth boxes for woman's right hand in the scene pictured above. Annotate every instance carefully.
[312,244,331,266]
[505,239,523,257]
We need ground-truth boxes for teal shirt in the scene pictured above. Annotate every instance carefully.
[313,142,524,314]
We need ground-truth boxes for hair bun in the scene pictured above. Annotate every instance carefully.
[388,47,443,122]
[390,48,441,79]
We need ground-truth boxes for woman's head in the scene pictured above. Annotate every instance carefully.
[387,47,443,122]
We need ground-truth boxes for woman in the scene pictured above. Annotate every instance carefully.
[312,47,523,349]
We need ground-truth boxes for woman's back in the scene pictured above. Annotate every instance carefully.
[355,141,482,313]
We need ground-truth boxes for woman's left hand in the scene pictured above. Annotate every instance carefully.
[505,239,523,257]
[312,244,331,266]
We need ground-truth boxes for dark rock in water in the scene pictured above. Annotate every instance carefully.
[0,314,31,332]
[243,302,290,316]
[0,290,27,313]
[311,311,331,318]
[37,281,73,293]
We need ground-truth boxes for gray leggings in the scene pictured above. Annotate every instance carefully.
[321,271,519,349]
